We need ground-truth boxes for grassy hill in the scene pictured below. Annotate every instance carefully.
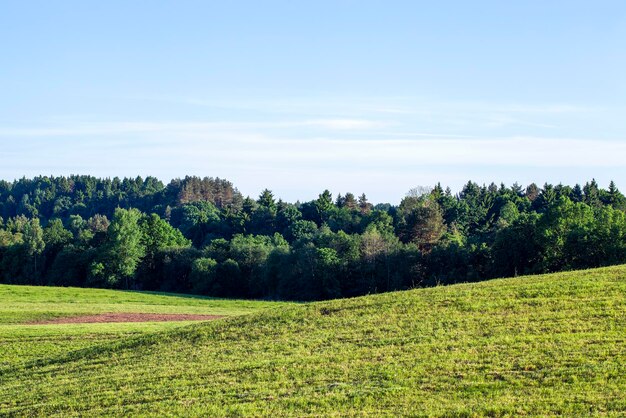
[1,266,625,416]
[0,285,287,369]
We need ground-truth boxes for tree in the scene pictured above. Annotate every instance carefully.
[316,247,341,299]
[335,193,345,208]
[140,213,191,282]
[189,257,218,295]
[142,213,190,255]
[170,202,221,246]
[257,189,277,211]
[535,196,593,272]
[360,225,400,293]
[23,218,45,280]
[495,201,519,229]
[533,183,557,212]
[571,184,584,202]
[251,190,278,235]
[314,190,334,224]
[103,208,146,288]
[43,219,73,249]
[456,182,489,234]
[525,183,539,201]
[286,220,318,241]
[216,258,243,297]
[344,193,358,210]
[606,180,626,210]
[276,204,302,236]
[229,233,288,297]
[583,179,601,207]
[358,193,372,214]
[402,201,445,250]
[491,213,540,277]
[46,245,89,286]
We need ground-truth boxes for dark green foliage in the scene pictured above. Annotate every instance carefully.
[142,247,202,292]
[189,257,219,295]
[169,201,222,246]
[286,219,318,241]
[45,246,91,287]
[1,176,626,301]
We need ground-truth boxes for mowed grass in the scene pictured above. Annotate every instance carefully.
[1,266,626,417]
[0,285,287,369]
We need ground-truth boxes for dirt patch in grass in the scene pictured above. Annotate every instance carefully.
[28,313,225,325]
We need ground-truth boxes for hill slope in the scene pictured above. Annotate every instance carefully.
[0,285,285,369]
[2,267,626,416]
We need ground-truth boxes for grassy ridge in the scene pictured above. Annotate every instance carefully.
[0,285,286,369]
[0,285,283,324]
[1,267,626,416]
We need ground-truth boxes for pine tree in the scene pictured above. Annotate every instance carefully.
[358,193,372,214]
[314,190,334,222]
[257,189,276,211]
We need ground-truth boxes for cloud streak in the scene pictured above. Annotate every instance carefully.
[2,111,625,202]
[150,135,626,168]
[0,119,388,137]
[2,118,625,169]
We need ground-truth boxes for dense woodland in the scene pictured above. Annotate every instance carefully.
[1,175,625,301]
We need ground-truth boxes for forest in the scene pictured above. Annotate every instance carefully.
[0,175,625,301]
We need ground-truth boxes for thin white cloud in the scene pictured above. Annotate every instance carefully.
[0,119,387,137]
[2,118,625,168]
[302,119,385,130]
[3,133,626,203]
[154,135,626,168]
[118,95,602,117]
[483,115,558,129]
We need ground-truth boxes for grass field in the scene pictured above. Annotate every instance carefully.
[1,266,625,416]
[0,285,286,370]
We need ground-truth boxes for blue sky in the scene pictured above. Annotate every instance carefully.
[1,1,625,203]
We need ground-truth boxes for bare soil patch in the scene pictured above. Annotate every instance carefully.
[29,313,225,325]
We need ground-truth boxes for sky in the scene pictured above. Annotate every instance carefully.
[1,1,625,203]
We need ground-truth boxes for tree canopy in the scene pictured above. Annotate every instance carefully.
[1,175,625,301]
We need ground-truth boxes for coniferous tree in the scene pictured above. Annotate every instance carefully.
[358,193,372,214]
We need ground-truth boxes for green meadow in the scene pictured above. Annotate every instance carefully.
[1,266,625,417]
[0,285,285,369]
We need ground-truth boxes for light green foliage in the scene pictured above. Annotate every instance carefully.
[23,218,45,256]
[141,213,191,254]
[43,219,73,248]
[367,210,395,236]
[1,266,624,416]
[103,208,145,287]
[496,201,520,228]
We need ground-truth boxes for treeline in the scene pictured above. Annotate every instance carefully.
[1,175,626,301]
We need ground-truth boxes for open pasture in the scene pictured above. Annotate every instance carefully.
[0,285,285,370]
[1,266,625,416]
